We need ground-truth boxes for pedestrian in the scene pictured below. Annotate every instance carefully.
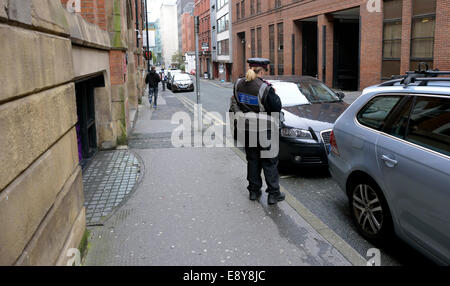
[145,66,161,109]
[160,70,166,91]
[230,58,285,205]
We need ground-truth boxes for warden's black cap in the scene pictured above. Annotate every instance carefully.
[247,58,270,70]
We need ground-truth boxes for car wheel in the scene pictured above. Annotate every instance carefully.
[349,179,393,245]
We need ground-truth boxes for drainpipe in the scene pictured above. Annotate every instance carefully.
[135,0,140,49]
[144,0,150,71]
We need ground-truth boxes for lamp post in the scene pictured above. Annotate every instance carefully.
[194,16,202,132]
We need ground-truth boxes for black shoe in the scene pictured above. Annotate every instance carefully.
[268,192,285,205]
[249,191,262,201]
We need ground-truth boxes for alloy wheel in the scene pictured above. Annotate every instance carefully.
[352,184,384,236]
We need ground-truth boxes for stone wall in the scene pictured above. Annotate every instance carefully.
[0,0,145,265]
[0,0,84,266]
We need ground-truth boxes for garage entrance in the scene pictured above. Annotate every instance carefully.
[332,8,360,91]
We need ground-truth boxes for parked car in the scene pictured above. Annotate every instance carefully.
[166,69,182,90]
[171,73,194,92]
[328,69,450,265]
[190,69,196,76]
[267,76,349,166]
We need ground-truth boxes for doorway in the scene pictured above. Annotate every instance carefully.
[75,75,105,163]
[332,8,360,91]
[302,21,318,77]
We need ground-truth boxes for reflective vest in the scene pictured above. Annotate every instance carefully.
[231,77,274,132]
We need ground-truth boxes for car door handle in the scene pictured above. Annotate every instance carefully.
[381,155,398,167]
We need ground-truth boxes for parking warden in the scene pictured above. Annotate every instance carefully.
[230,58,285,205]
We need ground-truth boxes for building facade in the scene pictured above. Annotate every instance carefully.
[160,2,180,69]
[178,0,195,53]
[182,12,196,54]
[146,21,163,66]
[211,0,233,81]
[231,0,450,90]
[195,0,212,78]
[0,0,146,265]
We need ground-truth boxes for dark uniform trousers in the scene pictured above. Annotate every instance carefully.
[245,146,280,195]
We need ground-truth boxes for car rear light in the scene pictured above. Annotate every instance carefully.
[330,130,340,156]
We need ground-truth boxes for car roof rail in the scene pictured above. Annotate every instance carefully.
[379,62,450,87]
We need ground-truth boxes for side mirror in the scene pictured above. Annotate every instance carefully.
[336,91,346,100]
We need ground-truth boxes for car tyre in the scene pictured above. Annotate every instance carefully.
[349,178,393,246]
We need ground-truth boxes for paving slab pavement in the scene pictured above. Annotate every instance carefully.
[83,89,355,266]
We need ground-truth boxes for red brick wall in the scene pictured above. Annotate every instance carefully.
[360,1,384,88]
[61,0,107,30]
[110,51,127,85]
[400,0,412,74]
[434,0,450,71]
[182,13,195,53]
[317,14,334,87]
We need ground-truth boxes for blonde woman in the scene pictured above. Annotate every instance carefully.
[231,58,285,205]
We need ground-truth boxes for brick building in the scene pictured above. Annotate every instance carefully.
[195,0,213,77]
[182,12,196,54]
[211,0,233,81]
[0,0,146,265]
[231,0,450,90]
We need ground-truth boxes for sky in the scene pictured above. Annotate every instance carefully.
[147,0,177,22]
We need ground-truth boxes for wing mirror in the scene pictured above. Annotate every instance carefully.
[336,91,346,100]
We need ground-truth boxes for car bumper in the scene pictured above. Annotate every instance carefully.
[172,85,194,91]
[328,153,349,195]
[279,137,329,166]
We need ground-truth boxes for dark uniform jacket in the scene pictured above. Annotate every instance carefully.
[230,77,282,147]
[231,77,281,114]
[145,70,161,88]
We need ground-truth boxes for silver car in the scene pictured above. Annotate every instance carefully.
[328,71,450,265]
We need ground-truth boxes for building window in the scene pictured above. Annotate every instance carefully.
[251,29,256,57]
[241,0,245,19]
[251,0,255,15]
[382,0,402,79]
[269,24,275,75]
[257,0,261,13]
[236,2,240,20]
[217,0,228,10]
[217,14,229,33]
[410,0,436,70]
[277,22,284,75]
[257,27,262,57]
[274,0,281,9]
[218,39,230,55]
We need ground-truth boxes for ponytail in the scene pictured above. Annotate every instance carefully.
[246,69,257,82]
[245,67,264,82]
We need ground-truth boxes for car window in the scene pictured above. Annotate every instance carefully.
[383,96,414,139]
[174,74,191,81]
[270,82,309,107]
[405,96,450,156]
[357,96,402,130]
[297,80,340,103]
